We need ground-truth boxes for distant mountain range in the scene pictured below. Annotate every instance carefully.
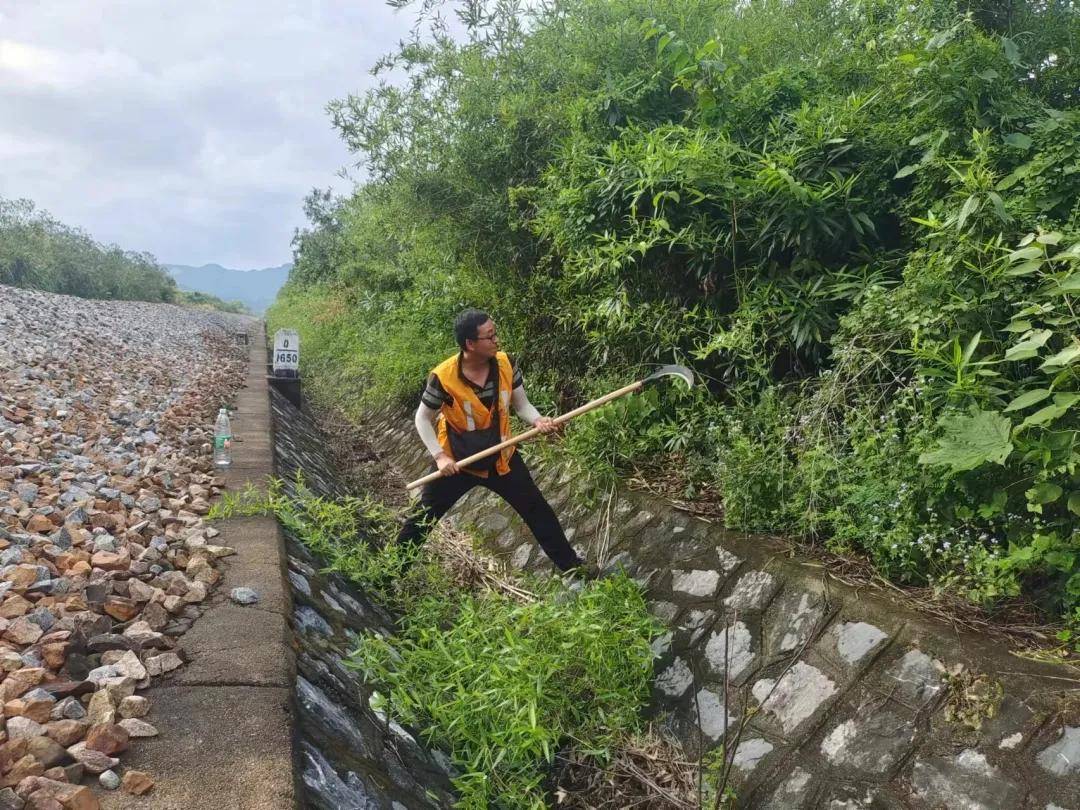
[163,262,292,315]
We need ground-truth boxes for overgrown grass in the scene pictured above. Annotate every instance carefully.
[353,575,660,809]
[212,475,664,808]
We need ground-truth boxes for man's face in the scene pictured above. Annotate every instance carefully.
[466,319,500,359]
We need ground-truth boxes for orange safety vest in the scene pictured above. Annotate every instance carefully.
[432,351,515,477]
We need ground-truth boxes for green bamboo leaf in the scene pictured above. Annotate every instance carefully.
[987,191,1009,223]
[894,164,919,179]
[957,195,980,230]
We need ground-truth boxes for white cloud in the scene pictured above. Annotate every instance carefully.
[0,0,438,269]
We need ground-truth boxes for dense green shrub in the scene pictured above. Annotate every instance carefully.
[0,198,178,303]
[270,0,1080,631]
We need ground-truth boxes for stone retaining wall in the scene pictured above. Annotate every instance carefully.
[367,410,1080,810]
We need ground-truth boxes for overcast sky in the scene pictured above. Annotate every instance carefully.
[0,1,430,270]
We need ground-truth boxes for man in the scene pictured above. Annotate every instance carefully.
[396,308,586,573]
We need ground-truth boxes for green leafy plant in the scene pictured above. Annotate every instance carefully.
[351,574,661,809]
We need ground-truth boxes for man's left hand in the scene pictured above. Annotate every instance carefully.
[534,416,560,435]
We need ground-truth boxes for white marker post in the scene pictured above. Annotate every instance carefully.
[272,329,299,377]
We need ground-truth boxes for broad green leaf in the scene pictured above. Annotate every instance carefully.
[1004,259,1043,277]
[1004,329,1052,361]
[1002,320,1032,332]
[1002,36,1021,65]
[1027,482,1063,504]
[918,410,1013,471]
[1068,492,1080,517]
[1009,246,1043,263]
[1054,274,1080,292]
[1037,232,1063,245]
[1003,133,1033,150]
[1040,344,1080,370]
[1017,398,1076,431]
[1003,388,1052,412]
[894,164,919,179]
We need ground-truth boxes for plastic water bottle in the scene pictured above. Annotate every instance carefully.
[213,408,233,468]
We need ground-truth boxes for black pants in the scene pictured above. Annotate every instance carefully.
[396,452,582,571]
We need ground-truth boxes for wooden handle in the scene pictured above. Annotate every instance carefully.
[405,379,644,491]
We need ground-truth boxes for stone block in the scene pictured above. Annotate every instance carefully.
[910,749,1022,810]
[760,767,815,809]
[671,569,721,599]
[880,648,944,709]
[693,687,735,741]
[723,570,780,613]
[655,656,694,699]
[703,620,757,684]
[819,704,916,777]
[752,660,838,737]
[715,545,741,575]
[1036,725,1080,778]
[509,543,532,569]
[764,587,829,658]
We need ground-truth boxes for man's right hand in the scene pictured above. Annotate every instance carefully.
[435,452,459,476]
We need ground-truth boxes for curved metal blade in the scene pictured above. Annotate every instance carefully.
[642,364,695,389]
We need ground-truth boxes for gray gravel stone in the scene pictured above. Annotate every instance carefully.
[99,769,121,790]
[230,587,260,605]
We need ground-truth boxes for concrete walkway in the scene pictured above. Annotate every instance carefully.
[102,327,296,810]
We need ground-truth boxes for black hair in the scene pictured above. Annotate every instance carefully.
[454,308,491,351]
